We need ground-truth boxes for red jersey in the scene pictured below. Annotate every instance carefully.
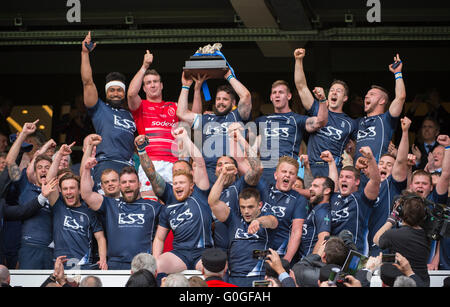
[132,100,179,163]
[205,277,238,287]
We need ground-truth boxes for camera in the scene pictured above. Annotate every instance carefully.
[252,249,270,259]
[382,253,396,263]
[393,194,450,241]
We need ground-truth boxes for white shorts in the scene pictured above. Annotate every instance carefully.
[138,160,173,192]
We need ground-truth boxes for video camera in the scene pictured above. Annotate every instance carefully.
[393,194,450,241]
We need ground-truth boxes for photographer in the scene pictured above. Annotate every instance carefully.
[373,194,431,286]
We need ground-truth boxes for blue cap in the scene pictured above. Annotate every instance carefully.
[9,134,33,152]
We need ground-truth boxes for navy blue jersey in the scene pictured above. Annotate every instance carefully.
[225,210,274,278]
[88,99,136,164]
[307,100,357,166]
[52,198,102,265]
[160,184,213,250]
[299,202,331,259]
[355,111,398,163]
[256,180,307,255]
[196,109,245,183]
[330,190,375,255]
[255,112,307,169]
[97,197,162,263]
[367,175,406,255]
[214,176,246,250]
[18,171,53,248]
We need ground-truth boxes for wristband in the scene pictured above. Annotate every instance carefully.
[181,85,190,90]
[226,75,235,82]
[395,73,403,79]
[319,99,327,104]
[445,146,450,150]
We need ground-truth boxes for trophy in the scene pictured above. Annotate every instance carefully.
[183,43,229,79]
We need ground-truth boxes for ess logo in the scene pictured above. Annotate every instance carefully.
[118,213,145,225]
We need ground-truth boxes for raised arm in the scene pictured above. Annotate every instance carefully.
[436,135,450,196]
[127,50,153,111]
[6,120,38,181]
[176,71,197,126]
[228,123,262,186]
[47,142,75,181]
[207,169,232,223]
[224,70,252,121]
[388,54,406,118]
[321,151,339,192]
[357,147,381,200]
[135,135,167,197]
[305,87,328,133]
[391,117,411,182]
[80,156,104,211]
[80,31,98,108]
[173,127,209,190]
[294,48,315,111]
[191,73,208,114]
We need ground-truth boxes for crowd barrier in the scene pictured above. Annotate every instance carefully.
[9,269,450,287]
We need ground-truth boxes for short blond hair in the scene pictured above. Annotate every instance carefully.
[276,156,299,172]
[271,80,291,93]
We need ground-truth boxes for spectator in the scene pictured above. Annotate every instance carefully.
[188,276,208,287]
[0,264,10,287]
[125,269,157,287]
[40,255,73,287]
[161,273,189,287]
[411,117,440,170]
[355,54,406,163]
[80,31,136,193]
[177,67,252,185]
[127,50,185,200]
[201,248,237,287]
[80,276,103,287]
[0,132,7,153]
[374,193,432,286]
[131,253,157,276]
[264,254,291,287]
[294,48,356,178]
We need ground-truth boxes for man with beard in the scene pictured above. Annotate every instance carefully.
[45,173,107,270]
[298,176,333,259]
[81,31,136,193]
[81,153,162,269]
[176,69,252,184]
[294,48,357,177]
[135,128,213,274]
[327,146,381,255]
[355,54,406,163]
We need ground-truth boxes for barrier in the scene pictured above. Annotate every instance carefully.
[9,269,450,287]
[9,269,202,287]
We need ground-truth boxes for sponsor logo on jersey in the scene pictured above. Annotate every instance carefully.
[118,213,145,225]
